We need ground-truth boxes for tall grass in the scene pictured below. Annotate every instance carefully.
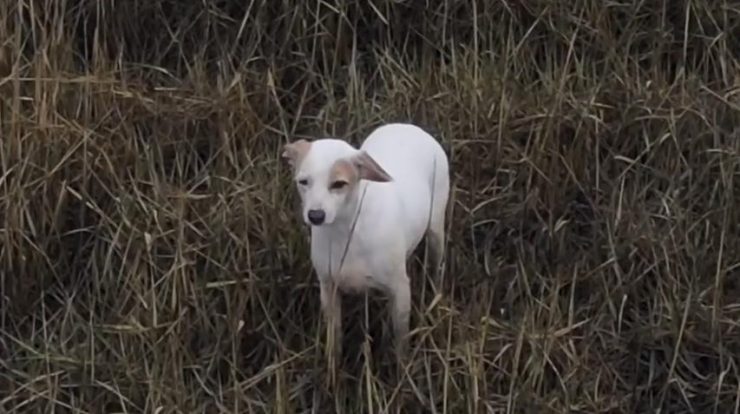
[1,0,739,412]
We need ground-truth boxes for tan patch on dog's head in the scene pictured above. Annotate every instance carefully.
[328,158,358,190]
[281,139,312,168]
[327,152,393,191]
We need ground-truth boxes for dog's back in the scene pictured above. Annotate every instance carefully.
[359,123,450,254]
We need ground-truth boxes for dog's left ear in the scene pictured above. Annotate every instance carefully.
[282,139,311,167]
[353,151,392,182]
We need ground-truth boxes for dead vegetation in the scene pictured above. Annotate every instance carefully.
[1,1,739,412]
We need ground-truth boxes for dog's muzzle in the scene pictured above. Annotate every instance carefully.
[307,209,326,225]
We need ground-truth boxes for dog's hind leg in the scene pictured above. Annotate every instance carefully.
[426,218,445,284]
[426,154,449,286]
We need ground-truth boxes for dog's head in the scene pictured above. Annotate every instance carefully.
[282,138,392,226]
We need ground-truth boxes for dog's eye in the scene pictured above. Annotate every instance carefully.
[297,178,309,186]
[329,180,348,190]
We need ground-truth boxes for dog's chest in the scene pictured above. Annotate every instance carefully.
[310,234,384,292]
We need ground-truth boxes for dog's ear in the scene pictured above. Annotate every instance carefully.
[353,151,392,182]
[282,139,311,167]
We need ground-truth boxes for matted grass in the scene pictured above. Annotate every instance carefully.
[1,1,739,412]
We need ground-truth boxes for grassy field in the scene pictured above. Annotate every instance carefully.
[1,1,739,412]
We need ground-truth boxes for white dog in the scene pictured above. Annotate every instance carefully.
[282,123,450,356]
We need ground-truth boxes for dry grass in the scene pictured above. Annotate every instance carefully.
[1,0,740,412]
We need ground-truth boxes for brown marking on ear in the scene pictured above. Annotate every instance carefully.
[353,151,392,182]
[281,139,312,167]
[330,158,359,187]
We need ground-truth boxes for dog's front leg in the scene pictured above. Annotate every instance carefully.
[389,270,411,358]
[319,279,342,364]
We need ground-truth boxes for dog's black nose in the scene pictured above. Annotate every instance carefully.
[307,209,326,225]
